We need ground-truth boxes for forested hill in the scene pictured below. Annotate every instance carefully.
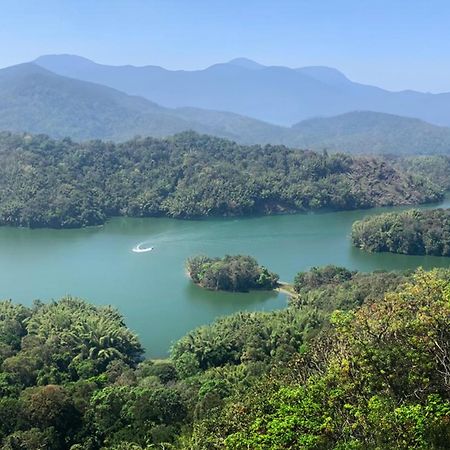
[290,111,450,155]
[0,131,442,228]
[3,63,450,154]
[35,54,450,127]
[0,62,282,143]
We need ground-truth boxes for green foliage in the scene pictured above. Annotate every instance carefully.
[1,427,59,450]
[192,270,450,449]
[136,361,178,385]
[352,208,450,256]
[0,297,182,449]
[0,297,143,397]
[294,265,354,291]
[88,385,187,448]
[394,154,450,190]
[1,267,450,449]
[20,385,80,433]
[0,301,30,358]
[291,267,408,312]
[171,309,316,372]
[186,254,279,292]
[0,132,441,228]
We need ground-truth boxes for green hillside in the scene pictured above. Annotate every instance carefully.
[2,64,450,155]
[0,63,280,142]
[290,111,450,154]
[0,131,440,228]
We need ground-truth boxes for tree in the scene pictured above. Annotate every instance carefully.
[186,255,279,292]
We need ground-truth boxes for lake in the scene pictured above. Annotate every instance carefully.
[1,199,450,357]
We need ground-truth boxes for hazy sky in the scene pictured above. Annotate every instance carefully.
[1,0,449,92]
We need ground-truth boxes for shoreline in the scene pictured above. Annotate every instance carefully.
[275,281,296,297]
[5,191,449,231]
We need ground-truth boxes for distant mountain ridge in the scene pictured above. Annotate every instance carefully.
[35,54,450,127]
[1,61,450,154]
[0,62,284,142]
[290,112,450,154]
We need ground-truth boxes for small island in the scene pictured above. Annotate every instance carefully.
[186,254,279,292]
[351,208,450,256]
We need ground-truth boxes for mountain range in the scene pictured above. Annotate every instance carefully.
[35,54,450,127]
[0,56,450,154]
[0,62,282,142]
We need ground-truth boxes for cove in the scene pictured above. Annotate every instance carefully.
[1,198,450,357]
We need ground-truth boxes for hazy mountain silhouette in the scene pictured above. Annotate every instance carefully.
[0,62,283,142]
[290,111,450,154]
[35,54,450,127]
[1,62,450,154]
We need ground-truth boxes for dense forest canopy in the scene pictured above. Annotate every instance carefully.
[204,269,450,449]
[352,208,450,256]
[1,266,450,449]
[393,154,450,190]
[186,255,279,292]
[0,131,442,229]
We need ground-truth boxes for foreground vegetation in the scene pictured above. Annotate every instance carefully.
[0,131,442,228]
[1,266,449,449]
[352,208,450,256]
[186,255,279,292]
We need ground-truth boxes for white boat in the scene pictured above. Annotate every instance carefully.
[132,243,154,253]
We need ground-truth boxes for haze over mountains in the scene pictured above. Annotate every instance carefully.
[36,54,450,127]
[0,62,282,142]
[290,112,450,154]
[0,55,450,154]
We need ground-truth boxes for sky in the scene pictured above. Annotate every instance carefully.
[1,0,449,92]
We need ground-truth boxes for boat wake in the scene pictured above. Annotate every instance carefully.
[132,242,154,253]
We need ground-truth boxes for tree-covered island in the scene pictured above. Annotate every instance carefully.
[352,208,450,256]
[186,254,279,292]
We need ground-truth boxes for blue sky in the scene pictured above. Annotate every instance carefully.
[1,0,449,92]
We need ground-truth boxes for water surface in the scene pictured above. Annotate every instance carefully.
[1,199,449,356]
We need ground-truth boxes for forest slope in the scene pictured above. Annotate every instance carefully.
[290,111,450,154]
[0,132,441,228]
[0,63,282,142]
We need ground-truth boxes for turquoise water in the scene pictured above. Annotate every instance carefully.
[1,198,449,356]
